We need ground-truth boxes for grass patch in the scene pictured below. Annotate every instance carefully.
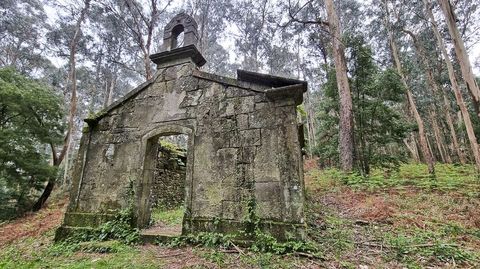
[0,236,159,269]
[150,206,184,226]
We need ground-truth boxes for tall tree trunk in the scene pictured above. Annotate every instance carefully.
[383,0,435,175]
[437,0,480,117]
[443,90,466,163]
[427,134,436,163]
[103,73,117,108]
[430,111,450,163]
[33,0,91,211]
[325,0,354,172]
[424,0,480,170]
[404,134,421,162]
[403,29,455,163]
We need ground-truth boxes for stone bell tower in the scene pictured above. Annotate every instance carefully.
[149,12,206,69]
[162,12,199,51]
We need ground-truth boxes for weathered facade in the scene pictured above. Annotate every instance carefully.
[57,13,307,241]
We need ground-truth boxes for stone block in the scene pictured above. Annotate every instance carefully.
[213,117,236,133]
[255,201,282,220]
[222,200,244,220]
[230,129,261,147]
[179,89,203,107]
[163,66,177,81]
[198,78,212,89]
[192,199,222,218]
[215,148,237,183]
[235,164,255,189]
[255,182,282,202]
[254,128,281,182]
[254,94,267,103]
[236,114,249,130]
[238,146,255,164]
[226,86,254,98]
[146,81,167,97]
[239,96,255,114]
[220,102,236,117]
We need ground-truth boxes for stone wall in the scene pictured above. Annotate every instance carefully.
[59,55,306,241]
[150,144,186,209]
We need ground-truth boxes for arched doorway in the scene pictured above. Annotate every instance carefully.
[136,126,193,237]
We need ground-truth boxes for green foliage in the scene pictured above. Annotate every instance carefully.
[96,209,140,244]
[308,162,479,195]
[250,229,318,255]
[1,239,159,269]
[158,139,183,154]
[315,35,412,175]
[0,68,65,219]
[168,232,236,248]
[200,250,227,264]
[57,207,140,249]
[150,206,184,226]
[167,198,318,257]
[305,163,480,267]
[386,232,476,264]
[48,240,130,256]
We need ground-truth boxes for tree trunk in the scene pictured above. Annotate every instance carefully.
[443,92,466,163]
[404,134,421,162]
[430,111,451,163]
[383,0,435,174]
[403,29,459,163]
[33,0,91,211]
[103,73,117,108]
[425,0,480,170]
[403,30,450,163]
[325,0,354,172]
[437,0,480,117]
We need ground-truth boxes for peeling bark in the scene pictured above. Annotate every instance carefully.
[325,0,354,172]
[425,0,480,170]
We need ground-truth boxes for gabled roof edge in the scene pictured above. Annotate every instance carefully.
[237,69,308,91]
[84,78,154,126]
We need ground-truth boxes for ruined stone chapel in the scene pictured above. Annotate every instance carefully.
[57,12,308,241]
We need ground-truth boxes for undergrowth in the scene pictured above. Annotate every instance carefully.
[165,199,319,256]
[51,206,140,256]
[309,163,480,195]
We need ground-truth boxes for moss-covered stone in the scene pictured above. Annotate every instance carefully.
[57,13,306,243]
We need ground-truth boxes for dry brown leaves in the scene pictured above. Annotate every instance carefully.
[0,198,67,247]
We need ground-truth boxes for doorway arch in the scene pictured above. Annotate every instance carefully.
[135,125,194,231]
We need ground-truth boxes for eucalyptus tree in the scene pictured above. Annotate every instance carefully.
[88,2,142,108]
[381,0,435,175]
[437,0,480,117]
[101,0,173,80]
[315,36,410,174]
[423,0,480,170]
[182,0,237,76]
[0,0,50,73]
[281,0,355,171]
[229,0,277,72]
[33,0,91,210]
[324,0,354,171]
